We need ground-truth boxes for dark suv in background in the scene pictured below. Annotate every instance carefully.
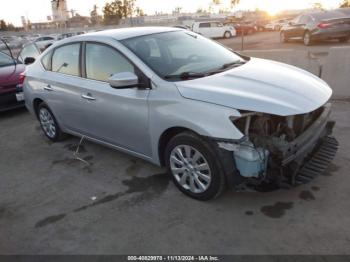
[280,10,350,46]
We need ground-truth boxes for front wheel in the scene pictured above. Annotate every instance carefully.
[165,132,226,200]
[303,31,312,46]
[224,31,232,39]
[280,31,288,43]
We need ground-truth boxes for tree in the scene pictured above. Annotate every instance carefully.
[134,7,145,17]
[0,20,7,31]
[230,0,240,8]
[313,2,324,9]
[173,7,182,14]
[103,1,123,25]
[90,5,100,25]
[340,0,350,7]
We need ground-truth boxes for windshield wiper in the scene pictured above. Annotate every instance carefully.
[164,71,208,80]
[221,60,247,69]
[207,60,247,75]
[164,61,247,80]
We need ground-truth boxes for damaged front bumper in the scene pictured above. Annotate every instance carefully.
[218,103,338,187]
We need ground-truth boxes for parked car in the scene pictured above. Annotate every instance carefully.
[0,39,26,112]
[226,21,256,35]
[23,27,337,200]
[280,10,350,46]
[192,21,236,38]
[34,36,57,51]
[265,19,290,31]
[173,25,190,30]
[337,7,350,16]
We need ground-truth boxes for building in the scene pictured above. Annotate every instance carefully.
[51,0,69,22]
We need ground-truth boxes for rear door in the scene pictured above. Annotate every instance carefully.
[198,22,211,37]
[210,22,224,38]
[287,15,308,38]
[40,43,86,132]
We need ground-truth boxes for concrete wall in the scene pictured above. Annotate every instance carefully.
[322,47,350,99]
[242,48,350,99]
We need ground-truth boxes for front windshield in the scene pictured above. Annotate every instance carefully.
[121,31,245,80]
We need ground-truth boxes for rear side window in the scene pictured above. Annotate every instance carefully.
[41,51,52,70]
[52,43,80,76]
[299,15,311,24]
[199,23,210,28]
[19,43,40,63]
[85,43,134,82]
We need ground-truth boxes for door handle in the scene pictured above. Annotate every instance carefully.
[81,94,96,101]
[44,85,54,91]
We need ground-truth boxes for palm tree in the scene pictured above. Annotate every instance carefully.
[230,0,240,8]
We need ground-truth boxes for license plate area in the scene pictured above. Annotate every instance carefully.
[16,92,24,102]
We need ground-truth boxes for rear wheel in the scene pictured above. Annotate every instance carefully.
[338,37,349,43]
[303,31,312,46]
[165,132,226,200]
[37,102,65,142]
[224,31,232,39]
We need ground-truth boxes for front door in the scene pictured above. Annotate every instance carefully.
[77,43,151,156]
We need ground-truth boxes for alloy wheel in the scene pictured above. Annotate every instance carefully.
[169,145,212,194]
[304,32,311,46]
[39,108,56,138]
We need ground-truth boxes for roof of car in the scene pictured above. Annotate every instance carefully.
[81,27,181,41]
[306,10,349,19]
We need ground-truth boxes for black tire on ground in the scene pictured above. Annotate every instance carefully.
[338,37,350,43]
[224,31,232,39]
[37,102,65,142]
[164,131,229,200]
[280,31,288,43]
[303,31,312,46]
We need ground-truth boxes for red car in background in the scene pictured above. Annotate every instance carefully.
[225,21,257,36]
[0,39,40,112]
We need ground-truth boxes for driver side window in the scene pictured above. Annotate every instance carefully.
[85,43,135,82]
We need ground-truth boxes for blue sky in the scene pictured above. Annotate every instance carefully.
[0,0,342,26]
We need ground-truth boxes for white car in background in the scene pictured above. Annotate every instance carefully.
[192,21,236,39]
[34,36,57,51]
[265,19,291,31]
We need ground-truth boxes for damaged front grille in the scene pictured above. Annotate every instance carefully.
[227,103,337,187]
[295,136,338,185]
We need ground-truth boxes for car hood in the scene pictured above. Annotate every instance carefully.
[175,58,332,116]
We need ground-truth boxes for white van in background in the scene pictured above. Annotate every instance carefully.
[192,21,236,39]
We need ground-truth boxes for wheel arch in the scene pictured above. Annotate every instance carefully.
[33,98,44,119]
[158,126,199,167]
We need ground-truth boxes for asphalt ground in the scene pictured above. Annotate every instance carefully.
[0,99,349,254]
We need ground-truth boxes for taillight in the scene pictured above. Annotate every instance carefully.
[318,23,331,29]
[19,72,25,85]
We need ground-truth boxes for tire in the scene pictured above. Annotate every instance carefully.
[280,31,288,43]
[37,102,65,142]
[338,37,349,43]
[224,31,232,39]
[303,31,312,46]
[165,131,227,200]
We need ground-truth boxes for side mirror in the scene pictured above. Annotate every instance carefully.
[24,57,35,65]
[108,72,139,89]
